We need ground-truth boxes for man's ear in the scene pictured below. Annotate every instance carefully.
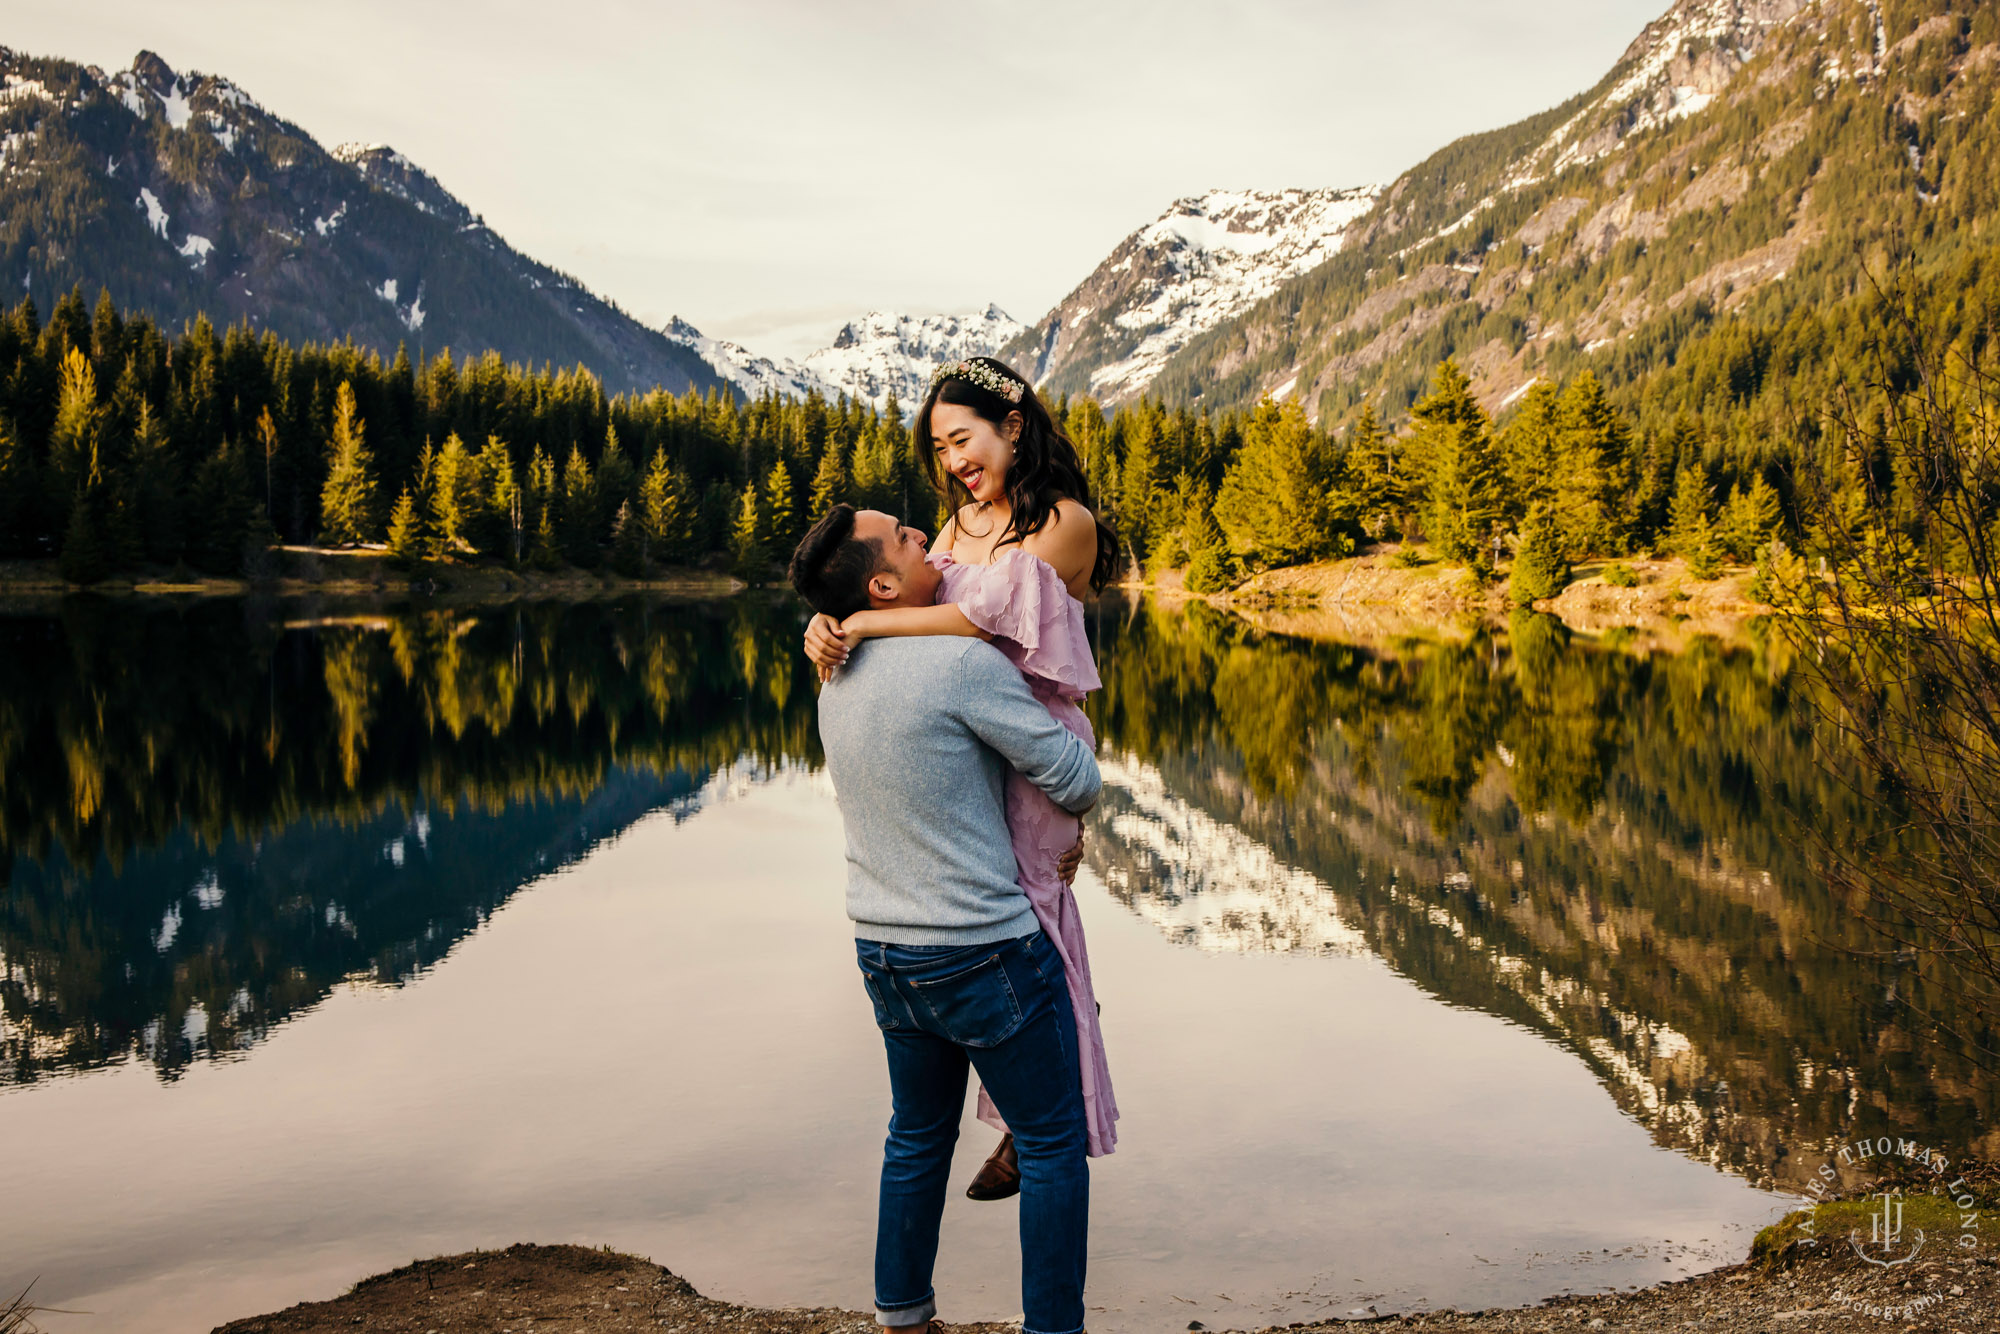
[867,570,899,603]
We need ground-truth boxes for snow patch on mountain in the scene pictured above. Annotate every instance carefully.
[156,78,193,131]
[1079,186,1380,399]
[0,75,52,107]
[137,187,169,237]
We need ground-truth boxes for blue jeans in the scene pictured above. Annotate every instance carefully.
[855,929,1089,1334]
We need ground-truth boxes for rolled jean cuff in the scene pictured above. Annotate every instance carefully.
[875,1290,937,1327]
[1023,1324,1086,1334]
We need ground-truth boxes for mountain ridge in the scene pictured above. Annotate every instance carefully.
[999,185,1381,407]
[665,303,1024,415]
[1126,0,1996,424]
[0,46,725,397]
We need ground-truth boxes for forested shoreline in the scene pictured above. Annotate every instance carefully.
[0,268,1990,596]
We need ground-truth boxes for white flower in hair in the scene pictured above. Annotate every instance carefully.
[929,358,1024,403]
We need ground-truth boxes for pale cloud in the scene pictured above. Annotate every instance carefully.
[11,0,1666,358]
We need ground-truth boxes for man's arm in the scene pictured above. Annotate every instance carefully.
[952,644,1101,814]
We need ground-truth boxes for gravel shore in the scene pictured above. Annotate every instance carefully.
[205,1229,1998,1334]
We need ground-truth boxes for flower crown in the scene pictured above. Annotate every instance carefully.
[929,357,1024,404]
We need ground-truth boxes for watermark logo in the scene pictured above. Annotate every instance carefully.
[1791,1136,1985,1321]
[1848,1189,1922,1266]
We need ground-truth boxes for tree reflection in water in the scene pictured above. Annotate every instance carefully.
[0,595,818,1083]
[2,594,1993,1191]
[1083,600,1998,1190]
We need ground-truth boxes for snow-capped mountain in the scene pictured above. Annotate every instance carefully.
[1,48,723,397]
[667,304,1024,414]
[804,305,1026,412]
[1350,0,1813,259]
[998,186,1380,405]
[1145,0,1923,421]
[661,316,830,402]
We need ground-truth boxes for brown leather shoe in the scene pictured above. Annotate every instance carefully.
[965,1132,1019,1201]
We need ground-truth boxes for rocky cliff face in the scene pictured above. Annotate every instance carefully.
[0,48,724,397]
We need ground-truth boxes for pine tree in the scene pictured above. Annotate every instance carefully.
[429,432,475,559]
[186,438,257,575]
[1182,472,1240,591]
[559,445,599,568]
[58,437,113,585]
[808,445,846,518]
[1409,360,1503,567]
[1346,403,1402,540]
[529,505,561,572]
[1119,415,1167,566]
[596,423,636,542]
[1668,463,1722,578]
[1499,379,1561,518]
[128,399,183,564]
[1215,398,1349,566]
[466,436,518,560]
[319,381,380,546]
[1637,417,1700,550]
[640,448,693,565]
[48,347,102,505]
[609,499,646,578]
[1510,504,1572,607]
[730,483,766,579]
[525,444,557,549]
[760,458,796,556]
[851,423,898,515]
[1720,473,1783,562]
[404,438,442,561]
[385,488,424,568]
[1548,372,1634,558]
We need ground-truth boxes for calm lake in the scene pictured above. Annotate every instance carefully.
[3,595,1993,1333]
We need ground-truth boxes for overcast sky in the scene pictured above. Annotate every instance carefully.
[16,1,1666,359]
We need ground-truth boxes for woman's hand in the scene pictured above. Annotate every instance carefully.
[1057,828,1084,886]
[804,613,848,682]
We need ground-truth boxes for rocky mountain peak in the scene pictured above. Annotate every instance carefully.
[666,306,1023,415]
[129,50,179,97]
[333,143,475,228]
[998,184,1381,404]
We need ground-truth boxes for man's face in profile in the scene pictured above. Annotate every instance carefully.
[850,509,940,607]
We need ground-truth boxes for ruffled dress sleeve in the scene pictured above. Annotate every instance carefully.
[941,547,1102,698]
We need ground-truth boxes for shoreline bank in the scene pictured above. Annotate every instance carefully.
[1140,547,1773,623]
[206,1225,2000,1334]
[0,549,741,607]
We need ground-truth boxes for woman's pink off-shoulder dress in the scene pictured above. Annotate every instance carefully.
[929,545,1119,1158]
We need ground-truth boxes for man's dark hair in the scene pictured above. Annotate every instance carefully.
[788,503,886,619]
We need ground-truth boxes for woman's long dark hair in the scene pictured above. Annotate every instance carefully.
[914,356,1120,592]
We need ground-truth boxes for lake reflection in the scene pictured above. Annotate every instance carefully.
[1,596,1991,1332]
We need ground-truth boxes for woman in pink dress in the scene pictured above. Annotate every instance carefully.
[803,355,1121,1190]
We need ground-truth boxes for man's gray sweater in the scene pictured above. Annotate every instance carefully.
[817,636,1102,945]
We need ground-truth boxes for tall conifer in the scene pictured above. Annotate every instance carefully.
[1409,360,1503,566]
[319,381,379,545]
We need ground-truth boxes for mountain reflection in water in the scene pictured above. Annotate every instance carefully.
[2,595,1993,1194]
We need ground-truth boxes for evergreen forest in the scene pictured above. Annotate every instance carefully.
[1,259,1993,598]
